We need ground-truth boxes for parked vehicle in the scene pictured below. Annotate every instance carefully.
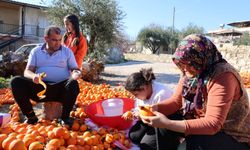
[0,43,42,63]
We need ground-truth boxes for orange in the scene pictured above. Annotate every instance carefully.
[98,127,106,135]
[8,132,18,138]
[63,131,70,140]
[139,105,155,116]
[122,111,133,120]
[24,134,35,139]
[105,134,113,144]
[66,137,77,145]
[67,145,77,150]
[45,144,57,150]
[70,132,78,139]
[1,127,13,134]
[47,131,55,139]
[23,137,35,148]
[103,142,110,149]
[58,146,67,150]
[76,136,85,146]
[35,136,45,143]
[124,139,131,148]
[48,138,61,148]
[0,134,8,149]
[16,133,25,140]
[9,139,26,150]
[2,136,16,150]
[82,131,91,138]
[91,146,99,150]
[84,137,93,146]
[60,138,65,146]
[71,121,80,131]
[53,127,65,138]
[28,141,44,150]
[97,144,105,150]
[79,124,88,132]
[76,145,85,150]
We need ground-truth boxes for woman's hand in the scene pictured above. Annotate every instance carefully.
[140,111,171,128]
[133,110,140,119]
[151,104,158,112]
[141,111,186,133]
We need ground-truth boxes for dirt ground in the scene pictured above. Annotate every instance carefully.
[100,60,181,90]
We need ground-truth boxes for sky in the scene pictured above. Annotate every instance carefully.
[14,0,250,39]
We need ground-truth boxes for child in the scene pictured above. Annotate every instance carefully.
[123,68,177,149]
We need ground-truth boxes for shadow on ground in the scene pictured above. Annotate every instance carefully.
[99,72,126,86]
[101,72,127,78]
[106,60,150,67]
[155,73,180,84]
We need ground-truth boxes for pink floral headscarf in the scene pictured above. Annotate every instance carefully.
[173,34,226,118]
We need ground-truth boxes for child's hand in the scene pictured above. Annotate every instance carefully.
[122,111,134,120]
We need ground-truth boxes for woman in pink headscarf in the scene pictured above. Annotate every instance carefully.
[140,34,250,150]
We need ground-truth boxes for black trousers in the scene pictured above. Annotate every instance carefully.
[10,76,79,119]
[129,113,183,150]
[183,132,250,150]
[129,114,250,150]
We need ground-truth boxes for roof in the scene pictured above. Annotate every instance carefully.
[1,0,47,9]
[207,28,242,36]
[227,20,250,28]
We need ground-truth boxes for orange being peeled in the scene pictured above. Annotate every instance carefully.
[122,111,133,120]
[138,105,155,116]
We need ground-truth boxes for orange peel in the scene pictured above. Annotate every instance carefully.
[37,72,47,99]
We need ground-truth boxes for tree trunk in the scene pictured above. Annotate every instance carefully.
[89,32,97,53]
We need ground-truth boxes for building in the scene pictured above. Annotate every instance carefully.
[207,20,250,47]
[227,20,250,32]
[0,0,50,52]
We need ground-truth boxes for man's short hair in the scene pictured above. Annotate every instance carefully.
[44,26,61,36]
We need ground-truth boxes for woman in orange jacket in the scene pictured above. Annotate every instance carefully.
[63,14,88,69]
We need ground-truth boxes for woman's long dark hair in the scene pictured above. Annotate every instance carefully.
[63,14,80,46]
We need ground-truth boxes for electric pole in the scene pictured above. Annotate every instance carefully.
[172,6,175,35]
[172,6,175,54]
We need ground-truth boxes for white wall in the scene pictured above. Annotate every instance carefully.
[0,2,19,25]
[24,7,50,36]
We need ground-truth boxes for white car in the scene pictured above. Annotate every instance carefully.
[14,43,42,56]
[0,43,42,63]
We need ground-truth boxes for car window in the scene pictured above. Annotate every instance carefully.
[15,46,29,54]
[24,46,37,54]
[15,45,37,55]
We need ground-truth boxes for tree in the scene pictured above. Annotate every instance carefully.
[165,27,180,54]
[45,0,125,60]
[180,23,205,38]
[234,32,250,46]
[137,25,170,54]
